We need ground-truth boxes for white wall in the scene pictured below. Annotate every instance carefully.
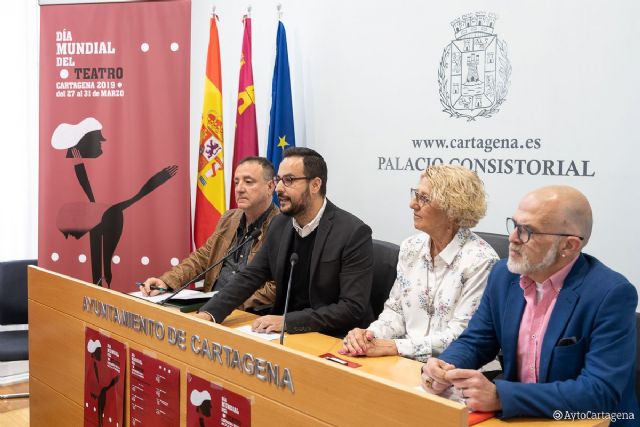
[4,1,640,298]
[190,0,640,291]
[0,2,39,261]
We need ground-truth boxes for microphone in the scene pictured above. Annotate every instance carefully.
[280,252,298,345]
[159,227,262,306]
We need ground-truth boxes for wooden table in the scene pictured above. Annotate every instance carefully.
[224,311,609,427]
[28,266,609,427]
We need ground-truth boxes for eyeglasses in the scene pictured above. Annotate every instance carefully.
[273,175,313,187]
[506,217,584,244]
[410,188,431,208]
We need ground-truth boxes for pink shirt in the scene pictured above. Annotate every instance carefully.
[516,257,578,383]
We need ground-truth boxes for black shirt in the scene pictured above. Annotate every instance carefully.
[213,205,273,293]
[282,229,317,313]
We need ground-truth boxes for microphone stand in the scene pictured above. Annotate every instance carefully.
[159,228,262,306]
[279,253,298,345]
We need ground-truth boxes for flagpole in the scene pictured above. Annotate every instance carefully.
[277,3,283,19]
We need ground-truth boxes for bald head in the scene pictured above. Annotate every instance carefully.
[521,186,592,247]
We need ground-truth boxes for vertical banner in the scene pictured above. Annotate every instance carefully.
[194,13,226,248]
[266,20,296,204]
[229,16,258,209]
[39,1,191,293]
[187,373,251,427]
[84,327,126,427]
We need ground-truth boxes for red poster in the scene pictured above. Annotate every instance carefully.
[130,349,180,427]
[186,373,252,427]
[38,1,191,293]
[84,328,126,427]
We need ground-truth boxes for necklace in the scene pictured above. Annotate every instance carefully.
[425,256,444,317]
[424,257,444,336]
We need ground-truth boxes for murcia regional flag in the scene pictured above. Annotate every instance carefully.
[229,15,259,209]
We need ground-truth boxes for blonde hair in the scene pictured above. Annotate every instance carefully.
[420,165,487,228]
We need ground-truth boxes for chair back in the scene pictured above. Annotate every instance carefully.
[0,259,36,325]
[475,232,509,259]
[370,240,400,318]
[636,312,640,407]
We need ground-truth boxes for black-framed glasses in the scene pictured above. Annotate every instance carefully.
[273,175,313,187]
[410,188,431,208]
[506,217,584,243]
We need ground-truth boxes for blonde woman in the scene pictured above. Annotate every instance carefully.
[340,165,498,362]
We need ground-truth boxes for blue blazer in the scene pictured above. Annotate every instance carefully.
[440,254,639,425]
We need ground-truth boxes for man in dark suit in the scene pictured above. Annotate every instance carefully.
[195,147,374,337]
[421,186,639,425]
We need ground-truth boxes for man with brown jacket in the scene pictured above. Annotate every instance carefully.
[139,157,278,310]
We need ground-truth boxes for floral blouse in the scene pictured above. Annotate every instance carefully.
[367,229,498,362]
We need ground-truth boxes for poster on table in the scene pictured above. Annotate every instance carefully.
[84,327,126,427]
[130,349,180,427]
[38,0,192,293]
[186,372,252,427]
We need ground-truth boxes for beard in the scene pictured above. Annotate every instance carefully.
[278,187,311,217]
[507,240,560,276]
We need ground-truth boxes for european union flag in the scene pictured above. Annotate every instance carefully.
[267,21,295,205]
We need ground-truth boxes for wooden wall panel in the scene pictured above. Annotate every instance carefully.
[30,377,82,426]
[29,301,85,403]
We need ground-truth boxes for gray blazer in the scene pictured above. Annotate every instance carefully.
[200,200,374,336]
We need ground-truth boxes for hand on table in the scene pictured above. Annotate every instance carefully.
[138,278,168,296]
[338,328,398,357]
[445,368,501,412]
[421,357,455,394]
[192,311,214,322]
[251,315,284,333]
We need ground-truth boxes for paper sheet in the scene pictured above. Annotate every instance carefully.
[234,325,280,341]
[129,289,217,304]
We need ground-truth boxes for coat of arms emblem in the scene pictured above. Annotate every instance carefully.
[438,12,511,121]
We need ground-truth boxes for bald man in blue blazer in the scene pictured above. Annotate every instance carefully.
[421,186,638,425]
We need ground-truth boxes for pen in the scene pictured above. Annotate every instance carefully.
[135,282,168,293]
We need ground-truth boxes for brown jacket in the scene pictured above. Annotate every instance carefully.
[158,205,278,309]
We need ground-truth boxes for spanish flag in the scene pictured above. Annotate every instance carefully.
[229,15,259,209]
[194,13,225,248]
